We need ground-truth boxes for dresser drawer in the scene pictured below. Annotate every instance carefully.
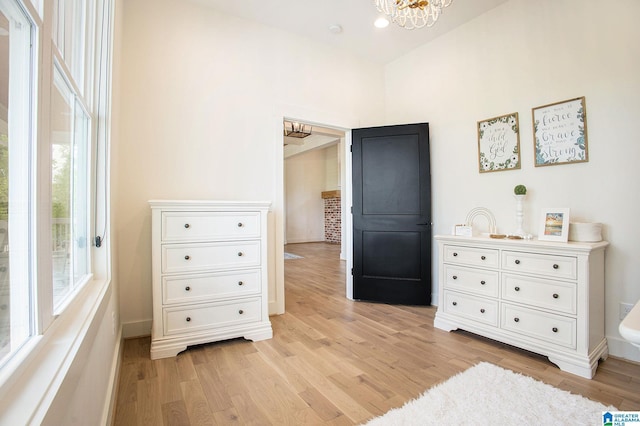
[163,298,262,336]
[162,241,260,274]
[501,304,576,348]
[443,290,498,326]
[443,245,499,268]
[502,251,577,280]
[443,265,499,297]
[502,273,576,315]
[162,211,260,242]
[163,270,261,305]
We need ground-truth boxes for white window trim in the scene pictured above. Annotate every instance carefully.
[0,0,116,422]
[0,277,112,424]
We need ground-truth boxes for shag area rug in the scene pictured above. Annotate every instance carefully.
[284,252,303,260]
[364,362,615,425]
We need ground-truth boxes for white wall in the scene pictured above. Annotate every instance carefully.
[324,144,340,191]
[384,0,640,360]
[285,149,326,243]
[115,0,385,330]
[115,0,640,362]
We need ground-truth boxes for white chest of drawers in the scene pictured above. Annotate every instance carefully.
[149,200,272,359]
[434,235,608,379]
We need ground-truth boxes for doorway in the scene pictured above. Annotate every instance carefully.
[272,112,355,315]
[283,120,346,257]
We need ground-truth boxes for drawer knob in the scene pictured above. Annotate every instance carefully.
[238,281,244,286]
[480,308,485,314]
[184,223,190,229]
[238,222,244,227]
[514,286,520,292]
[186,317,191,322]
[452,275,458,280]
[553,293,559,299]
[553,264,559,269]
[185,286,191,291]
[452,301,457,306]
[453,252,458,257]
[481,255,486,260]
[184,255,190,260]
[514,317,520,323]
[480,280,486,285]
[515,259,521,265]
[238,252,244,257]
[552,327,558,333]
[239,309,244,315]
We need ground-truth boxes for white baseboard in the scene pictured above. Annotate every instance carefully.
[101,326,124,426]
[285,238,325,244]
[122,320,152,339]
[607,336,640,363]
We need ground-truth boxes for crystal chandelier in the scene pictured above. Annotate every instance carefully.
[374,0,453,30]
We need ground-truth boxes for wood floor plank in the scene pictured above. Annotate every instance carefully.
[161,400,190,426]
[114,242,640,425]
[298,386,344,421]
[156,357,183,404]
[233,365,310,425]
[175,351,198,382]
[136,378,163,425]
[193,362,234,412]
[283,354,373,424]
[180,379,216,426]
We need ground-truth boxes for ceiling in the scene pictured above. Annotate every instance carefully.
[191,0,509,64]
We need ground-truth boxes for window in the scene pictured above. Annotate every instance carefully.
[0,0,112,370]
[49,0,94,312]
[0,0,35,366]
[50,66,90,310]
[52,0,88,97]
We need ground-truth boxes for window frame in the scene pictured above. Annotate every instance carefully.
[0,0,112,392]
[0,0,115,415]
[0,0,38,362]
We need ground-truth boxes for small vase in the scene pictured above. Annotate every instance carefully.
[514,194,526,236]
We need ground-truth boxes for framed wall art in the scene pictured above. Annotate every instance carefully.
[477,112,520,173]
[538,208,570,242]
[532,97,588,167]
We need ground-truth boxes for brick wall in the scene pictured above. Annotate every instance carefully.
[324,197,341,244]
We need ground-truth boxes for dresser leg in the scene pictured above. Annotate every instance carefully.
[433,315,459,332]
[150,341,188,360]
[243,325,273,342]
[547,340,608,379]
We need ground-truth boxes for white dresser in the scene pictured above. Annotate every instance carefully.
[434,235,608,378]
[149,200,272,360]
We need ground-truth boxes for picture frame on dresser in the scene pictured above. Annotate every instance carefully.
[538,208,570,242]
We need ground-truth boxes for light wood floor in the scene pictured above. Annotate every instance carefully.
[114,242,640,425]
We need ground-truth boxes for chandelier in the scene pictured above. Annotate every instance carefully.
[374,0,453,30]
[283,121,312,138]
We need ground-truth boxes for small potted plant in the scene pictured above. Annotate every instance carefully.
[514,184,527,196]
[513,184,527,236]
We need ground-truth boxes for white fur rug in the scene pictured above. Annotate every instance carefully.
[363,362,614,425]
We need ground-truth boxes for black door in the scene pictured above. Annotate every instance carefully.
[352,123,431,305]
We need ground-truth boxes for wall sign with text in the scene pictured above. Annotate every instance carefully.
[532,97,588,167]
[477,112,520,173]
